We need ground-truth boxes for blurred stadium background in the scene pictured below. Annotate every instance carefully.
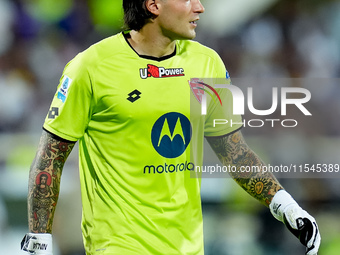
[0,0,339,254]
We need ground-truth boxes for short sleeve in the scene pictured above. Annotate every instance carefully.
[43,53,93,141]
[204,53,243,137]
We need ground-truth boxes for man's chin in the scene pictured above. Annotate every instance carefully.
[178,32,197,40]
[167,30,197,41]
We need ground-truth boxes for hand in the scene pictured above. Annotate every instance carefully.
[21,233,53,255]
[270,190,321,255]
[283,204,321,255]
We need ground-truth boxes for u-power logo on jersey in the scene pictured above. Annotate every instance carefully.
[140,64,185,79]
[151,112,192,158]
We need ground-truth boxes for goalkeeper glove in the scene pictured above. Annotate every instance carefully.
[269,190,321,255]
[21,233,53,255]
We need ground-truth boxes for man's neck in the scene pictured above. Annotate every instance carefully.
[127,27,176,58]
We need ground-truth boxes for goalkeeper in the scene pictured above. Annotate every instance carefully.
[22,0,320,254]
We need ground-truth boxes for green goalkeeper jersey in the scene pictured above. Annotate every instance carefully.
[43,32,242,255]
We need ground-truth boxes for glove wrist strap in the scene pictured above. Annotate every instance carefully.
[269,189,298,222]
[21,233,53,255]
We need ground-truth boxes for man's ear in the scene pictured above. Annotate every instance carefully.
[145,0,162,16]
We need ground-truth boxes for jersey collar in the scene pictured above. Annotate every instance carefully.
[122,31,177,62]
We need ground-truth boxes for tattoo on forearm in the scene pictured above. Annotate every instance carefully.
[28,131,75,233]
[207,131,283,206]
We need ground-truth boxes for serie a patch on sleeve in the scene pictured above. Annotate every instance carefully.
[226,70,230,79]
[57,75,73,103]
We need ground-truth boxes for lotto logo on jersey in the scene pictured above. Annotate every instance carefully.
[140,64,185,79]
[57,75,73,103]
[151,112,192,158]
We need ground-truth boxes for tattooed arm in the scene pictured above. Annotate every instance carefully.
[28,130,75,233]
[206,130,283,207]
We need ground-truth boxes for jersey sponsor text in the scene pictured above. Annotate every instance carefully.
[143,161,195,174]
[140,64,184,79]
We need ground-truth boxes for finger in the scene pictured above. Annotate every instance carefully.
[306,228,321,255]
[306,244,318,255]
[306,222,318,248]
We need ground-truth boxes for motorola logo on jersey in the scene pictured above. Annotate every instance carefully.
[151,112,192,158]
[140,64,185,79]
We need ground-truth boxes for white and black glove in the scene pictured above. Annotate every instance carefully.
[269,190,321,255]
[21,233,53,255]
